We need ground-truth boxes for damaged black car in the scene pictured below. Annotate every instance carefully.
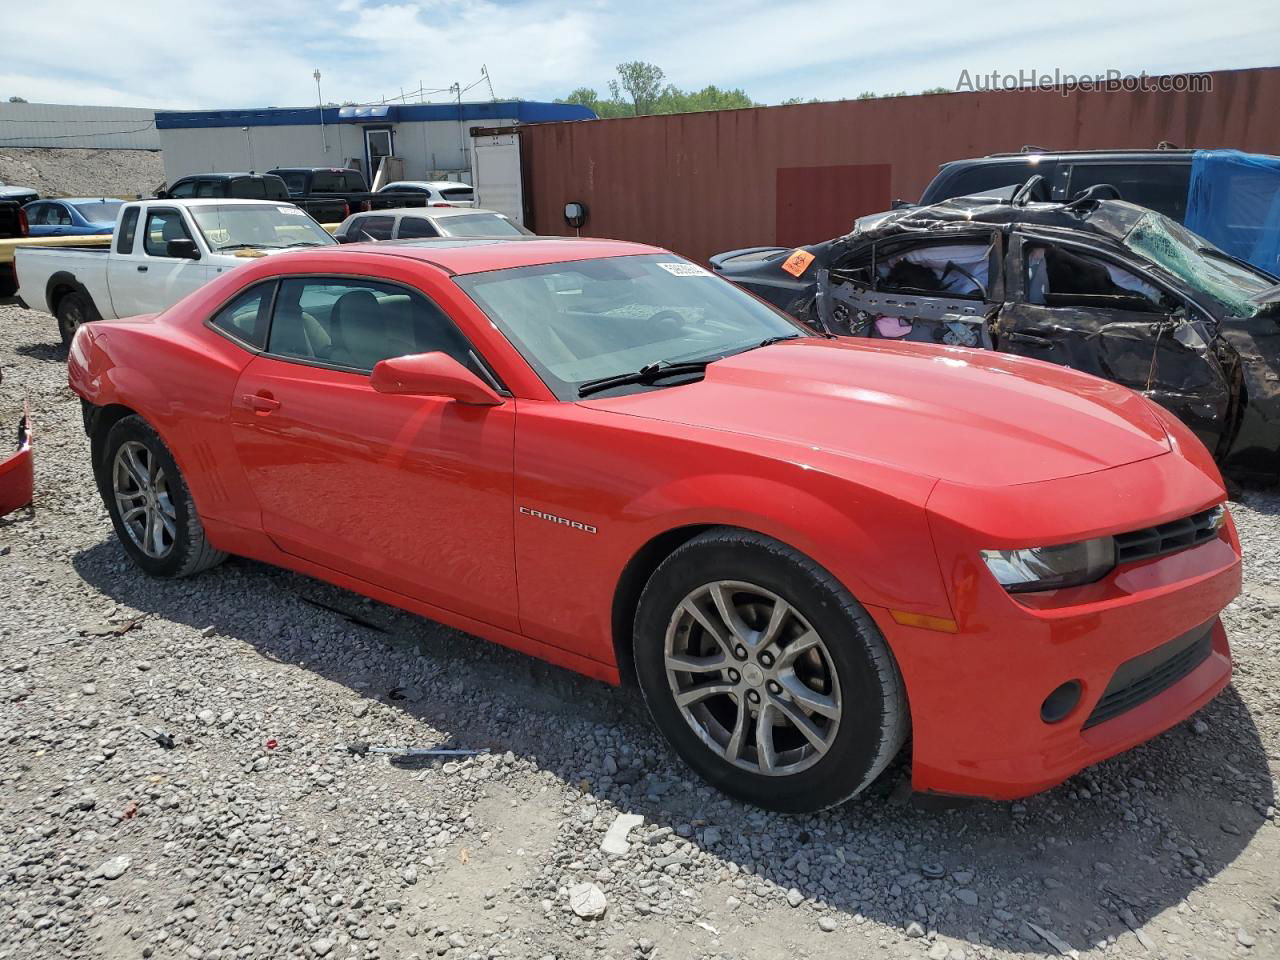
[712,191,1280,480]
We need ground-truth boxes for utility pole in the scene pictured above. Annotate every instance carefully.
[452,82,465,182]
[314,69,327,152]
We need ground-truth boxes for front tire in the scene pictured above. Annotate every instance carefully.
[100,416,227,578]
[634,528,908,813]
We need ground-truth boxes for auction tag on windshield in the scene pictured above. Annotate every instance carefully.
[277,206,307,216]
[657,262,712,277]
[781,249,816,277]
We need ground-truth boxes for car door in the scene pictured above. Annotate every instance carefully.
[24,203,53,236]
[106,207,211,317]
[227,273,518,630]
[818,230,1003,348]
[995,232,1234,455]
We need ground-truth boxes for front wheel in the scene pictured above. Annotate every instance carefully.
[100,415,227,578]
[634,528,908,812]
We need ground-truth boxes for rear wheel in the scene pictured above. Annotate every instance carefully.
[55,291,97,346]
[100,416,226,578]
[634,528,908,812]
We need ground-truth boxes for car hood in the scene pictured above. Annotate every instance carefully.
[579,338,1171,486]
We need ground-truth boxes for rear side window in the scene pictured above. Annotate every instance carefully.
[195,180,223,198]
[275,171,308,193]
[230,178,268,199]
[396,216,439,239]
[267,277,477,374]
[441,187,474,201]
[209,282,273,349]
[928,162,1036,202]
[347,215,394,241]
[116,208,139,253]
[342,172,367,191]
[169,180,197,198]
[1068,163,1191,222]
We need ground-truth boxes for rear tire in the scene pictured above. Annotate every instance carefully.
[55,291,98,346]
[634,527,908,813]
[100,415,227,578]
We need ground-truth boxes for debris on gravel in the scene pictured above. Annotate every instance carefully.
[1,300,1278,960]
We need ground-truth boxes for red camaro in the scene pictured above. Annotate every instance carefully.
[67,238,1242,811]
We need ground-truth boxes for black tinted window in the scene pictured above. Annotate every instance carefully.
[268,278,477,373]
[1068,163,1191,221]
[210,283,273,349]
[275,171,308,193]
[116,207,139,254]
[930,162,1036,202]
[169,180,197,198]
[195,180,223,198]
[342,172,367,191]
[347,216,394,241]
[310,171,344,192]
[396,216,439,239]
[230,178,268,199]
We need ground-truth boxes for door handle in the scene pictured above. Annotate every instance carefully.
[136,265,148,272]
[241,392,281,413]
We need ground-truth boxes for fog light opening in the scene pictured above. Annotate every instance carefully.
[1041,680,1083,724]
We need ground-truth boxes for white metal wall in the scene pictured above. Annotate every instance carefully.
[0,102,158,150]
[159,118,517,184]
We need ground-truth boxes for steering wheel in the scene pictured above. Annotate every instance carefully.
[648,308,693,329]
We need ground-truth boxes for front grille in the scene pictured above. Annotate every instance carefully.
[1083,621,1215,729]
[1113,507,1221,566]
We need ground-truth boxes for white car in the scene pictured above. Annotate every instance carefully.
[15,199,335,343]
[333,206,533,243]
[375,181,476,207]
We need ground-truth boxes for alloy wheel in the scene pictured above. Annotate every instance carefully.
[112,440,177,559]
[664,580,842,776]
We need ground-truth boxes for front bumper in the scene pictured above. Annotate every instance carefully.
[878,452,1241,800]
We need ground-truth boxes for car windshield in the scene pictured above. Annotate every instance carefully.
[436,213,531,238]
[1124,211,1276,318]
[72,200,123,223]
[189,204,336,251]
[455,253,811,399]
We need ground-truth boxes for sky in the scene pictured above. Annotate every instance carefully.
[2,0,1278,111]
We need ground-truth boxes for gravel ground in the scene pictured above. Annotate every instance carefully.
[0,148,164,199]
[1,301,1277,960]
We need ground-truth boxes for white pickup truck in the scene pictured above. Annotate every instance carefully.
[16,198,336,343]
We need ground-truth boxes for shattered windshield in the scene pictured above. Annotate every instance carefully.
[1124,212,1275,318]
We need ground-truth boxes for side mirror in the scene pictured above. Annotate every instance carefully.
[564,201,587,229]
[370,352,502,406]
[166,238,200,260]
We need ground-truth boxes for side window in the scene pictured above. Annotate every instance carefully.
[209,282,273,350]
[267,277,479,374]
[169,180,197,198]
[46,204,72,225]
[262,178,289,200]
[348,215,394,241]
[396,216,439,239]
[230,178,268,199]
[195,180,222,198]
[116,207,139,254]
[26,203,49,225]
[932,162,1032,202]
[310,171,342,192]
[342,172,367,191]
[1068,163,1191,222]
[876,241,994,299]
[1024,244,1177,313]
[143,209,193,257]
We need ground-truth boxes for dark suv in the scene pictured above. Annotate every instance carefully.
[919,147,1195,222]
[159,173,348,223]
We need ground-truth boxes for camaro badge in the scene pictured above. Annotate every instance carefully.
[519,506,598,534]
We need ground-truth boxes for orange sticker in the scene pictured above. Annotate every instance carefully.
[780,249,815,277]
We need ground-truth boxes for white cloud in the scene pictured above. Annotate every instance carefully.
[1,0,1276,109]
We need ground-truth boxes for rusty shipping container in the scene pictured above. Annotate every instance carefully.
[509,67,1280,263]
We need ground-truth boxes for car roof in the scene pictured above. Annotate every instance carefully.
[269,167,359,173]
[153,198,296,207]
[175,172,277,180]
[953,149,1196,166]
[355,206,506,220]
[306,237,662,275]
[384,180,472,189]
[58,197,122,204]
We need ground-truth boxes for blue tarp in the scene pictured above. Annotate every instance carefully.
[1185,149,1280,276]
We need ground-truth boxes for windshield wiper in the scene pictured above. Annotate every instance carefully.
[217,242,281,251]
[577,359,716,398]
[283,241,326,247]
[756,334,803,348]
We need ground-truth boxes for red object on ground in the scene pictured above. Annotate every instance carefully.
[0,403,32,516]
[65,239,1242,800]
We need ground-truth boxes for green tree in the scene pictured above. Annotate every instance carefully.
[613,61,666,115]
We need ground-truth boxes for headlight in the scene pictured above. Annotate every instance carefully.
[980,537,1116,593]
